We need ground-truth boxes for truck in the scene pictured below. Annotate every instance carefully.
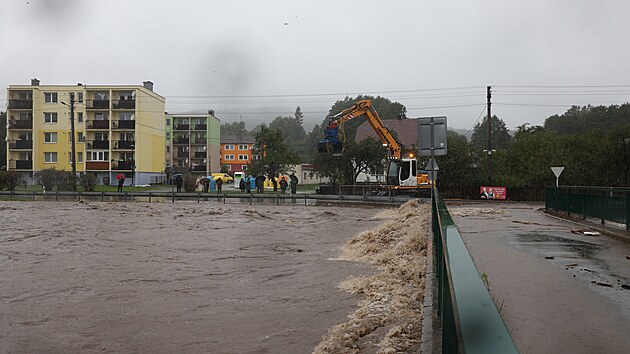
[317,99,431,195]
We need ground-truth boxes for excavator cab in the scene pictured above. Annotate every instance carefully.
[387,158,418,187]
[317,124,344,155]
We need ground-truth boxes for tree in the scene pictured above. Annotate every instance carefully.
[0,111,6,169]
[268,115,307,161]
[294,106,304,126]
[470,115,512,152]
[608,124,630,186]
[435,131,474,188]
[544,104,630,135]
[34,168,58,191]
[80,173,99,191]
[249,127,300,178]
[220,121,247,136]
[5,171,24,191]
[345,137,387,184]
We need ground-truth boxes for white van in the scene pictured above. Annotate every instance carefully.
[233,171,245,189]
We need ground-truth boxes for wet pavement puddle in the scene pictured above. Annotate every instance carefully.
[509,232,630,320]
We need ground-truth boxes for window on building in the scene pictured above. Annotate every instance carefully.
[120,132,135,141]
[95,132,108,141]
[120,112,134,120]
[224,154,235,160]
[242,165,248,170]
[252,155,261,161]
[238,154,249,161]
[88,151,109,161]
[224,144,234,150]
[166,146,170,153]
[77,132,84,143]
[44,152,58,163]
[95,113,107,120]
[44,132,58,143]
[166,118,170,127]
[227,165,232,171]
[77,152,83,163]
[44,112,58,123]
[44,92,58,103]
[77,92,83,103]
[238,144,248,150]
[166,132,170,139]
[77,112,83,123]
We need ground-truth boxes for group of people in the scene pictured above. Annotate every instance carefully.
[170,173,298,194]
[238,174,298,194]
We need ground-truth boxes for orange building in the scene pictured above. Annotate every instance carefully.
[219,133,255,173]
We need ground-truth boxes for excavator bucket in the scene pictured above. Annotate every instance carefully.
[317,126,344,155]
[317,140,344,155]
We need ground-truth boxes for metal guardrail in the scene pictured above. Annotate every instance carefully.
[432,188,518,353]
[546,186,630,230]
[0,190,413,205]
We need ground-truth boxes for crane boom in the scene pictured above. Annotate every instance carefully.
[317,99,401,158]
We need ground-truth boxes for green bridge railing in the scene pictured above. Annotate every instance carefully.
[546,186,630,230]
[432,188,518,353]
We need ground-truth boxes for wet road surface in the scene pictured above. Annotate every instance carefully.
[448,202,630,354]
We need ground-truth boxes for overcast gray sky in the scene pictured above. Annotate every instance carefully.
[2,0,630,132]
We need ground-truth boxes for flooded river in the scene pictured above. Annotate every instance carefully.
[0,200,428,353]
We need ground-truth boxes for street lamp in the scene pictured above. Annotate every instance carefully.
[482,149,496,183]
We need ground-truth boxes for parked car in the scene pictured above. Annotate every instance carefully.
[211,173,233,183]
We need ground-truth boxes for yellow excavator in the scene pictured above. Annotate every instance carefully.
[317,99,431,194]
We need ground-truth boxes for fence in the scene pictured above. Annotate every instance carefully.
[546,186,630,230]
[0,190,412,206]
[432,188,518,353]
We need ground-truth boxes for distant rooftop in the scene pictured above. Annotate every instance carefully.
[354,119,418,147]
[220,133,255,144]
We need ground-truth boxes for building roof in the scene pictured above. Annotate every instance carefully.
[354,119,418,147]
[220,133,256,144]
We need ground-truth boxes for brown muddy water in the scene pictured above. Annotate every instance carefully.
[0,200,428,354]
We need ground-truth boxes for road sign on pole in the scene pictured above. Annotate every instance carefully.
[551,166,564,187]
[417,116,448,157]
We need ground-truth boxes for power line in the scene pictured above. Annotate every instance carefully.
[463,106,487,137]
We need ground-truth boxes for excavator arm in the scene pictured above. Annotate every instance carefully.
[317,99,401,159]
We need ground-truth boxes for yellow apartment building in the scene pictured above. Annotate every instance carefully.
[6,79,166,186]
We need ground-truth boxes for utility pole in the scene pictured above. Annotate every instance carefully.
[69,93,77,191]
[487,86,492,184]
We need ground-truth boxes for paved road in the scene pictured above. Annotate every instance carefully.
[447,202,630,354]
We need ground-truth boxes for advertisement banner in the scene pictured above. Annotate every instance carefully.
[480,186,506,200]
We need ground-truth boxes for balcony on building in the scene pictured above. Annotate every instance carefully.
[190,165,206,172]
[86,99,110,110]
[86,161,109,170]
[174,124,190,131]
[193,124,207,131]
[9,160,33,170]
[86,140,110,149]
[8,99,33,109]
[194,151,206,158]
[9,140,33,150]
[173,137,190,144]
[112,120,135,130]
[191,137,207,145]
[112,98,136,110]
[114,140,135,150]
[86,120,110,129]
[112,160,133,170]
[8,119,33,130]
